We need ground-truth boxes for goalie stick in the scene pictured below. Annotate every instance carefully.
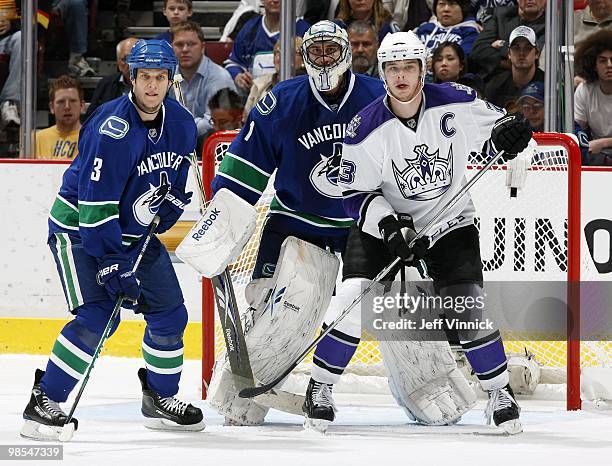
[59,216,161,442]
[239,150,507,399]
[172,77,305,412]
[172,76,256,385]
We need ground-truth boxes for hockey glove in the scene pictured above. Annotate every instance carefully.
[156,189,193,234]
[97,254,141,303]
[491,113,532,161]
[379,214,429,265]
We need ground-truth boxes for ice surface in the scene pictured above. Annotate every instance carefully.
[1,355,611,466]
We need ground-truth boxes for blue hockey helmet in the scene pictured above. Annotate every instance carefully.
[127,39,178,81]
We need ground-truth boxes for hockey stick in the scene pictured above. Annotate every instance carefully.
[239,150,506,398]
[172,77,256,386]
[59,216,161,442]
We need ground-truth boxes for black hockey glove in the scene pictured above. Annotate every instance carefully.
[378,214,429,265]
[156,189,193,234]
[97,254,141,303]
[491,113,532,161]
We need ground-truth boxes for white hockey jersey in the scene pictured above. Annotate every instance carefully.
[339,82,505,245]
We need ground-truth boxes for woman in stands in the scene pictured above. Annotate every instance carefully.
[335,0,400,43]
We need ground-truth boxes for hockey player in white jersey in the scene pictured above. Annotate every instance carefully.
[302,31,532,435]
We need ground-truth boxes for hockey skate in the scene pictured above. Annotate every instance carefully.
[21,369,78,441]
[302,378,337,434]
[485,383,522,435]
[138,368,205,431]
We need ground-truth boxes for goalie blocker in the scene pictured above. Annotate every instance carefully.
[176,188,257,278]
[208,237,340,425]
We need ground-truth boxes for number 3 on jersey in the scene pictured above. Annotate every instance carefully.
[338,159,356,185]
[91,157,103,181]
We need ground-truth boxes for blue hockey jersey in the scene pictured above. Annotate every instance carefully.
[48,94,197,259]
[224,15,311,80]
[415,17,480,56]
[211,72,386,236]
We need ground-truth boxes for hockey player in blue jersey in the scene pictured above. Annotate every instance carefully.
[304,31,532,434]
[206,20,386,426]
[21,39,205,440]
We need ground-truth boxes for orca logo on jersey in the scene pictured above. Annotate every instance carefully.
[309,142,345,198]
[392,144,453,201]
[256,91,277,116]
[99,116,129,139]
[132,171,171,226]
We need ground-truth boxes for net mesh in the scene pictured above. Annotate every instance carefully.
[203,132,610,388]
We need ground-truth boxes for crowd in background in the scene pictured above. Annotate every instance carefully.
[1,0,610,164]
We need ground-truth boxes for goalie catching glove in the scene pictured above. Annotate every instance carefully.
[491,113,532,161]
[379,214,429,265]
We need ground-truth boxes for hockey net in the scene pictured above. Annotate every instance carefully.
[201,130,611,408]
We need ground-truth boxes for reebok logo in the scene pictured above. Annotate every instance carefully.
[191,208,221,241]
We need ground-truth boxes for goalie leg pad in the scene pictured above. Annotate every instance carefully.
[208,357,269,425]
[246,236,340,384]
[376,279,476,425]
[209,237,339,422]
[176,188,257,278]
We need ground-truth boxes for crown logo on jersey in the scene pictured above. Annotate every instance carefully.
[309,142,345,198]
[392,144,453,201]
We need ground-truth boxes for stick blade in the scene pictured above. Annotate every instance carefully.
[239,384,275,398]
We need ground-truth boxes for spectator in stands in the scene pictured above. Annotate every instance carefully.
[52,0,95,77]
[243,37,305,116]
[517,80,591,163]
[225,0,310,93]
[348,20,379,77]
[574,29,612,165]
[0,1,52,129]
[85,37,139,118]
[156,0,193,44]
[209,88,244,132]
[414,0,480,61]
[469,0,546,79]
[469,0,517,24]
[35,75,84,160]
[431,41,466,82]
[336,0,400,43]
[574,0,612,46]
[171,21,236,137]
[484,25,544,110]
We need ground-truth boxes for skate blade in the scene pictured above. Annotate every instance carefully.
[498,419,523,435]
[20,420,62,441]
[303,417,331,434]
[143,417,205,432]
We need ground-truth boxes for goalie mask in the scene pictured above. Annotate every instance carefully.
[377,31,427,103]
[302,21,351,92]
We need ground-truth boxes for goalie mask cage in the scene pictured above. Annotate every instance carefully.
[200,130,611,410]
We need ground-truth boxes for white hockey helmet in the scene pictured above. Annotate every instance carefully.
[377,31,427,92]
[301,20,352,92]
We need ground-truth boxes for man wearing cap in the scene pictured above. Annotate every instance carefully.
[484,25,544,110]
[518,81,591,163]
